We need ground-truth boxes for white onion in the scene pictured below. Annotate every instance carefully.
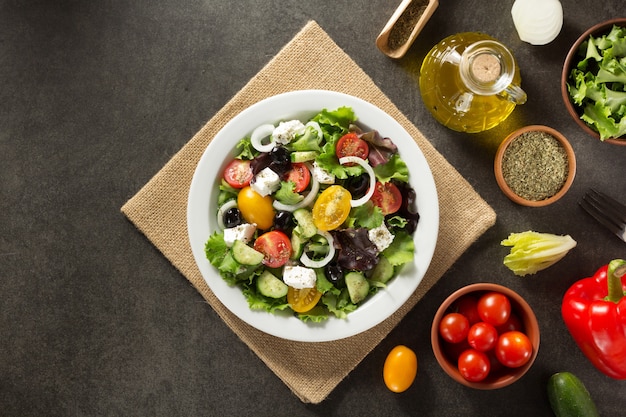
[273,163,320,211]
[216,199,238,230]
[305,121,323,140]
[250,123,276,152]
[511,0,563,46]
[300,231,335,268]
[338,156,376,207]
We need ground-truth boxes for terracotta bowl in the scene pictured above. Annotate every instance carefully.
[431,283,540,390]
[561,18,626,145]
[494,125,576,207]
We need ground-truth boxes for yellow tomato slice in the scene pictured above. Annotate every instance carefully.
[312,185,352,231]
[237,186,275,230]
[287,286,322,313]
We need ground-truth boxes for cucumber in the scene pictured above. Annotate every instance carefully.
[231,239,264,266]
[290,232,306,260]
[370,256,395,284]
[345,271,370,304]
[291,151,318,163]
[547,372,599,417]
[292,208,317,238]
[256,270,288,298]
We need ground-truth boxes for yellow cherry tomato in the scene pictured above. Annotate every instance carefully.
[383,345,418,393]
[287,286,322,313]
[312,185,352,231]
[237,186,275,230]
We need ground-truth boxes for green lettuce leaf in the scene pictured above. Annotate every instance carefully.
[274,181,304,205]
[382,230,414,266]
[373,153,409,183]
[501,231,577,276]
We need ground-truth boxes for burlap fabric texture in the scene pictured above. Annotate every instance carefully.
[121,21,496,403]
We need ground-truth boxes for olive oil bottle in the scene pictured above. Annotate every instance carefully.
[419,32,526,133]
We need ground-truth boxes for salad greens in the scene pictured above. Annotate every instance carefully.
[501,231,577,276]
[567,24,626,140]
[204,107,418,322]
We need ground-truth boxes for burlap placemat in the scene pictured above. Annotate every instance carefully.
[121,21,496,404]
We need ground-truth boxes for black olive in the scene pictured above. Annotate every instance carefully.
[344,174,369,199]
[223,207,243,228]
[324,264,345,288]
[269,146,292,176]
[273,210,294,233]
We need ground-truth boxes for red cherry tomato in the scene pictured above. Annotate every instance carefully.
[458,349,491,382]
[223,159,253,189]
[438,313,470,344]
[284,162,311,193]
[370,181,402,215]
[467,322,499,352]
[455,295,481,325]
[253,230,292,268]
[477,292,511,326]
[495,331,533,368]
[336,132,369,163]
[486,350,505,374]
[496,313,524,334]
[443,339,471,362]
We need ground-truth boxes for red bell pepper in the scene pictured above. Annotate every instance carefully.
[561,259,626,379]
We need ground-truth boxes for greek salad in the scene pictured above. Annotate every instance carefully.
[204,106,420,322]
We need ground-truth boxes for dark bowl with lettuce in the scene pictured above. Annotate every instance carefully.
[561,18,626,146]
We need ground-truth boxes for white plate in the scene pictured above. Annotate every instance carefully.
[187,90,439,342]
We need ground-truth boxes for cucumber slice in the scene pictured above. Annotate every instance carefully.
[345,271,370,304]
[231,239,264,266]
[256,270,288,298]
[290,232,306,260]
[291,151,318,163]
[293,208,317,238]
[370,256,395,284]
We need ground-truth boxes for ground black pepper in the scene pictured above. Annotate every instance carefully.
[387,0,429,51]
[501,131,569,201]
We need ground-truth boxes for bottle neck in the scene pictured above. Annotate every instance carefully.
[459,40,516,96]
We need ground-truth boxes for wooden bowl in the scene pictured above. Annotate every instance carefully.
[431,283,540,390]
[494,125,576,207]
[561,18,626,145]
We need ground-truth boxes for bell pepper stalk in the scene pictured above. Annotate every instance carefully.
[562,259,626,379]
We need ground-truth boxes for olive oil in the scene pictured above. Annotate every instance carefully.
[420,32,525,133]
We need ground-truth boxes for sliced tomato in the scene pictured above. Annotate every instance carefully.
[223,159,253,189]
[287,286,322,313]
[370,181,402,215]
[253,230,292,268]
[284,162,311,192]
[336,133,369,164]
[312,185,352,231]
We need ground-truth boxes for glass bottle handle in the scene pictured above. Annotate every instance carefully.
[499,84,527,105]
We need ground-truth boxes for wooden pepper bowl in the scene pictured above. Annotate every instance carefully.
[494,125,576,207]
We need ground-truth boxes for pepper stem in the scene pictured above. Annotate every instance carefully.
[606,259,626,303]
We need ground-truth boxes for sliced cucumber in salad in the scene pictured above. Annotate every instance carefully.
[204,106,419,322]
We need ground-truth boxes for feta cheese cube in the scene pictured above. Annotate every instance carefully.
[272,120,305,145]
[223,223,257,247]
[283,265,317,289]
[312,161,335,184]
[368,222,395,253]
[251,167,280,197]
